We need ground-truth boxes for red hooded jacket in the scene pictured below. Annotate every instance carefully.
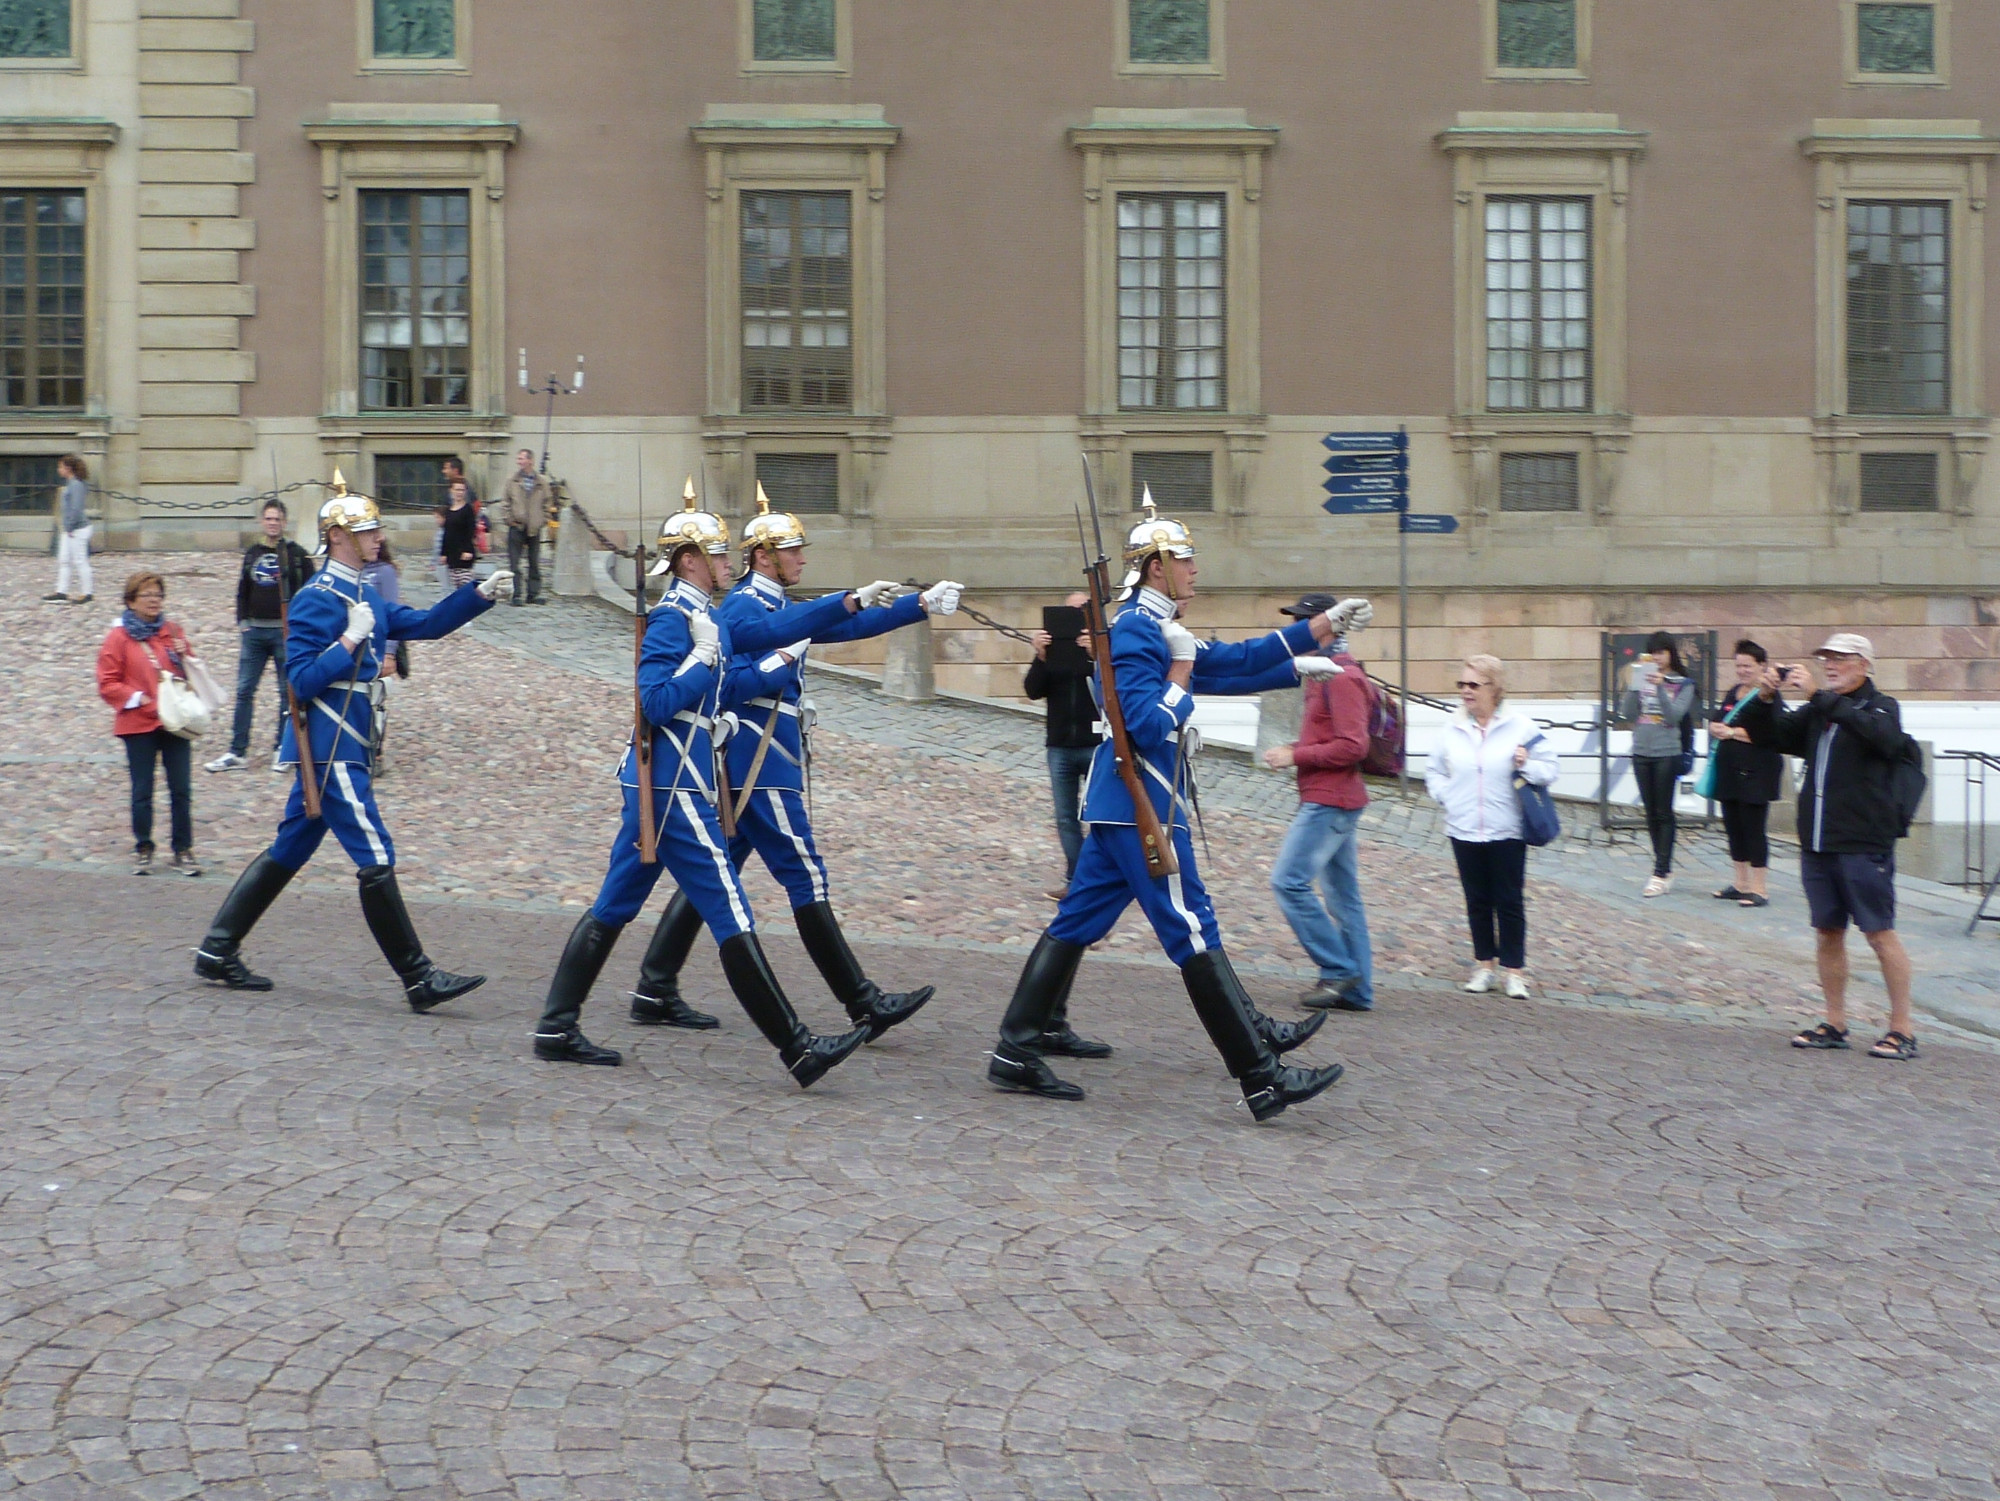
[1291,654,1372,809]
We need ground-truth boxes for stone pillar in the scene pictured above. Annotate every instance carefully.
[1256,688,1301,768]
[552,489,594,598]
[881,622,935,701]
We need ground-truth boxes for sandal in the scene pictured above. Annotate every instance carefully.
[1791,1022,1850,1050]
[1713,885,1744,900]
[1867,1030,1918,1060]
[1737,894,1769,908]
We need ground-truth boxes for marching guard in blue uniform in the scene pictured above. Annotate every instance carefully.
[987,503,1371,1122]
[194,476,510,1007]
[531,490,888,1086]
[620,485,964,1039]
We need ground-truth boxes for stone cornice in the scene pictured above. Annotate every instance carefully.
[0,118,120,147]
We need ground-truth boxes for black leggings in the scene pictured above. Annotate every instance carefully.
[1450,837,1527,970]
[122,728,192,854]
[1719,798,1771,868]
[1632,754,1680,877]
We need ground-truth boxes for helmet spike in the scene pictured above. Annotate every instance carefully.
[755,481,773,516]
[330,467,348,497]
[1140,484,1157,522]
[682,475,698,510]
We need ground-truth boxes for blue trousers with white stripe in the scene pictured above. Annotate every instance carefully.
[267,761,397,871]
[591,784,757,940]
[1046,823,1220,965]
[727,787,831,909]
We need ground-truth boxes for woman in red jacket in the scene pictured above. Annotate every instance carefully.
[96,571,201,875]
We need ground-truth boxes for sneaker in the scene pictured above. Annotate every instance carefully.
[41,591,66,601]
[1043,883,1069,902]
[1504,973,1530,999]
[205,751,248,773]
[132,847,154,876]
[271,753,289,773]
[1463,967,1496,994]
[1642,874,1672,898]
[171,850,203,878]
[1299,978,1355,1007]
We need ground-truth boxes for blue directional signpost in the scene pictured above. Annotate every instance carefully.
[1320,427,1458,787]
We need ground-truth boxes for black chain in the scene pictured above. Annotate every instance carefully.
[86,477,335,517]
[955,601,1039,647]
[563,494,639,560]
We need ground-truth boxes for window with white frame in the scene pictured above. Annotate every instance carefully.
[1485,197,1590,412]
[1118,193,1225,412]
[1846,199,1948,415]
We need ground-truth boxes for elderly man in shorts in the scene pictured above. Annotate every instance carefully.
[1735,633,1922,1060]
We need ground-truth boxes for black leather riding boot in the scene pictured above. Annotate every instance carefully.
[630,890,718,1029]
[1041,960,1112,1058]
[1207,950,1327,1055]
[193,852,295,990]
[718,932,868,1088]
[355,865,486,1013]
[792,900,934,1041]
[988,933,1087,1101]
[1181,950,1344,1123]
[534,914,624,1066]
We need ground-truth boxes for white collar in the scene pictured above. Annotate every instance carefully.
[744,571,787,603]
[322,560,361,585]
[666,578,712,613]
[1134,587,1177,622]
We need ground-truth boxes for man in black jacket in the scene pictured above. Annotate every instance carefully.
[206,500,313,773]
[1737,633,1919,1060]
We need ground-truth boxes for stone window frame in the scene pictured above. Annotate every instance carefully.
[0,0,84,72]
[694,109,897,523]
[1841,0,1948,88]
[1070,111,1274,516]
[0,120,117,459]
[304,109,518,481]
[356,0,470,75]
[738,0,850,75]
[1803,119,1995,518]
[1437,112,1644,525]
[1484,0,1591,84]
[1116,0,1226,80]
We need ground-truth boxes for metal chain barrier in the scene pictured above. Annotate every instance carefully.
[563,495,639,560]
[87,477,335,517]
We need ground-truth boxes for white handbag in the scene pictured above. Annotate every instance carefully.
[183,652,227,716]
[155,673,211,740]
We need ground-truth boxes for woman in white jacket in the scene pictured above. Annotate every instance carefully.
[1424,655,1561,998]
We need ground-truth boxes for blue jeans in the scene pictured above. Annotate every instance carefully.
[122,729,193,854]
[229,623,286,757]
[1046,745,1095,880]
[1270,803,1372,1005]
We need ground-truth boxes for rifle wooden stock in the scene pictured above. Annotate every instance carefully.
[634,553,658,865]
[1083,561,1178,880]
[276,549,321,821]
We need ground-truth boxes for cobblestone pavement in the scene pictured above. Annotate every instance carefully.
[6,864,2000,1501]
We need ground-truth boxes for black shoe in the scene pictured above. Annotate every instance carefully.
[404,966,485,1014]
[533,1027,622,1066]
[793,901,934,1042]
[1239,1060,1346,1122]
[783,1025,871,1089]
[1299,978,1355,1008]
[1255,1007,1328,1055]
[630,991,720,1029]
[988,1044,1085,1101]
[1038,1024,1112,1059]
[194,946,273,991]
[717,931,868,1089]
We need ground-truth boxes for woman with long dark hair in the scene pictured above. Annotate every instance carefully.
[1620,630,1697,896]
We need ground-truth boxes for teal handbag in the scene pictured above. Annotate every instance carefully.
[1695,692,1754,801]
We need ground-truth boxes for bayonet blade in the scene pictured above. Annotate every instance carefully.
[1080,456,1108,565]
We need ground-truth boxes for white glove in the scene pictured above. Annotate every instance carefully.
[712,711,738,745]
[476,569,514,601]
[686,611,721,669]
[855,580,902,609]
[920,580,963,616]
[778,638,811,662]
[1320,597,1372,634]
[1295,654,1344,679]
[1160,620,1200,662]
[343,599,375,646]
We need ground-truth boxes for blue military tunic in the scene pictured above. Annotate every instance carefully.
[267,560,492,871]
[1052,587,1319,965]
[706,574,927,908]
[588,576,852,931]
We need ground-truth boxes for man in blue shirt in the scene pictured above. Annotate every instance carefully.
[620,485,963,1043]
[194,476,508,1008]
[987,502,1367,1122]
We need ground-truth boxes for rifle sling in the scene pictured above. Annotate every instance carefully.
[731,702,784,821]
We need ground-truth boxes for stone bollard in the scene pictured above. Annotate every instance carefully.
[552,496,594,598]
[1256,688,1302,768]
[882,618,936,701]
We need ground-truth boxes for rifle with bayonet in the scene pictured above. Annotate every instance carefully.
[634,474,657,865]
[276,532,321,820]
[1077,458,1178,880]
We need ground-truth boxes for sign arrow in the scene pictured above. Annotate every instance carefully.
[1323,451,1407,476]
[1321,431,1407,454]
[1323,472,1407,499]
[1399,512,1459,535]
[1323,494,1407,516]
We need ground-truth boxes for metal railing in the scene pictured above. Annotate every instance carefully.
[1936,749,2000,932]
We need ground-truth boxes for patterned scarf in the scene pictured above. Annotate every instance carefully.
[121,608,166,643]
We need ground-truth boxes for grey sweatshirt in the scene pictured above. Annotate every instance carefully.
[1620,673,1696,758]
[59,476,88,533]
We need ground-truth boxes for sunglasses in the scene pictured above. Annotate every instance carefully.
[1455,679,1489,690]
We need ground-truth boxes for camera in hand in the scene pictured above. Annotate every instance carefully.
[1043,605,1091,672]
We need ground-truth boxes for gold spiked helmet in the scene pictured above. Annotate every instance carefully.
[740,481,808,555]
[648,476,731,574]
[1120,486,1196,594]
[316,468,382,544]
